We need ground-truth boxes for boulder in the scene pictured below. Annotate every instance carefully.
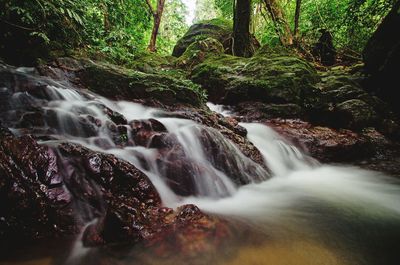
[77,59,206,107]
[265,119,373,163]
[316,69,395,131]
[265,119,400,177]
[336,99,378,129]
[173,18,259,57]
[176,37,225,70]
[0,127,77,239]
[363,0,400,117]
[191,47,321,109]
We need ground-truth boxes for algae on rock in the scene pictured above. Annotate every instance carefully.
[191,47,320,108]
[78,60,207,107]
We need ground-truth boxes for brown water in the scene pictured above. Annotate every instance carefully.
[0,238,351,265]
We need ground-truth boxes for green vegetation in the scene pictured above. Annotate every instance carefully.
[0,0,395,65]
[208,0,394,55]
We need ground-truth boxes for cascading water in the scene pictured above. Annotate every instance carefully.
[2,69,400,265]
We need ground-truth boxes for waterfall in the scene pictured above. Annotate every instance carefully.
[3,68,400,265]
[180,122,400,228]
[4,74,268,205]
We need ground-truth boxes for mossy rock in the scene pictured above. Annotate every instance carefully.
[336,99,379,129]
[129,51,175,71]
[191,47,320,107]
[317,70,393,128]
[173,18,259,57]
[78,60,206,107]
[176,37,224,70]
[172,19,232,57]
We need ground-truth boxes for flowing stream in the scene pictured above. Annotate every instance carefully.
[1,69,400,265]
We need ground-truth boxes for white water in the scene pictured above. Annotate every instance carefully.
[6,75,400,247]
[9,81,400,216]
[179,122,400,233]
[3,68,400,260]
[12,83,269,205]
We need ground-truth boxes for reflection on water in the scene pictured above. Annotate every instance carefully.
[0,237,350,265]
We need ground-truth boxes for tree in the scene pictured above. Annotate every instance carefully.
[293,0,302,42]
[262,0,293,46]
[233,0,254,57]
[145,0,166,52]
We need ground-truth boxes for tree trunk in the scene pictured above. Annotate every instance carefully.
[148,14,161,52]
[294,0,302,42]
[233,0,254,57]
[146,0,165,52]
[263,0,293,46]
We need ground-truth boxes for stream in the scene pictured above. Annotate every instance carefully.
[1,68,400,265]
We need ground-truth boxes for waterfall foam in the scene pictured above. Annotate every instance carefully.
[179,123,400,233]
[2,67,400,265]
[8,80,267,203]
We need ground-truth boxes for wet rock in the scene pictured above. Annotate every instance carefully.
[264,119,373,162]
[237,102,305,121]
[0,127,76,239]
[83,203,231,257]
[129,119,167,147]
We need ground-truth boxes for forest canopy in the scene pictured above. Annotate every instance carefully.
[0,0,395,65]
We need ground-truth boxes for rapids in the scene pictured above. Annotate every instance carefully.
[1,70,400,265]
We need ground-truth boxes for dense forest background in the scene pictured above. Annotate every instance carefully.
[0,0,395,65]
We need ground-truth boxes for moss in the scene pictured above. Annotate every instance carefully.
[172,18,233,57]
[79,60,206,106]
[191,48,320,105]
[336,99,378,129]
[128,51,175,70]
[197,18,233,29]
[176,38,224,70]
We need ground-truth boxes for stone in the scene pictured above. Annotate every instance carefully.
[336,99,378,129]
[191,47,321,109]
[173,18,259,57]
[77,59,206,107]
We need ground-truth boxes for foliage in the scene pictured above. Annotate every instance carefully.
[194,0,222,22]
[297,0,395,53]
[0,0,187,64]
[0,0,396,65]
[214,0,234,18]
[158,0,189,54]
[84,0,152,63]
[209,0,394,54]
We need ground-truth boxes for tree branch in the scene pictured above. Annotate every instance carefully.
[145,0,155,16]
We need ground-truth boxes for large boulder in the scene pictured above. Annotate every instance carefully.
[0,127,76,239]
[363,0,400,116]
[73,59,207,107]
[172,18,260,57]
[191,46,321,111]
[315,68,398,133]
